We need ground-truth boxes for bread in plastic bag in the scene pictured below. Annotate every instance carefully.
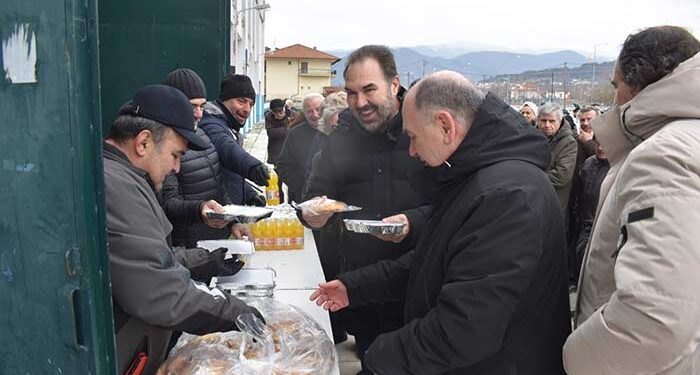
[157,297,337,374]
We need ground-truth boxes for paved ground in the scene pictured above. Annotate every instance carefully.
[243,123,362,374]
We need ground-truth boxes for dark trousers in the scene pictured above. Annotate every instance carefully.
[341,302,404,373]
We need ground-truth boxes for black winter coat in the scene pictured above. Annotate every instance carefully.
[340,93,571,375]
[200,100,262,204]
[303,106,431,271]
[161,128,232,248]
[264,112,288,164]
[576,154,609,242]
[303,102,432,337]
[277,121,318,204]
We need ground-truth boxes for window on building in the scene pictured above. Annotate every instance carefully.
[300,62,308,74]
[288,61,292,65]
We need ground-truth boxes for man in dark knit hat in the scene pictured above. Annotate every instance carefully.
[264,98,288,202]
[199,74,269,205]
[161,68,253,248]
[103,84,262,375]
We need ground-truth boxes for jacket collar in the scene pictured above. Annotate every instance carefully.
[593,52,700,164]
[204,99,244,132]
[103,141,158,193]
[549,121,574,144]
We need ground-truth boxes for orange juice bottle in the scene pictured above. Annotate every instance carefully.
[274,218,285,250]
[251,221,263,250]
[294,219,305,249]
[266,168,280,206]
[260,219,272,251]
[282,217,293,250]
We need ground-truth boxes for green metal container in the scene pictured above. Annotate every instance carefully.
[0,0,116,374]
[99,0,231,133]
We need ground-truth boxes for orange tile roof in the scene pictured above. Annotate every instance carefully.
[265,44,340,63]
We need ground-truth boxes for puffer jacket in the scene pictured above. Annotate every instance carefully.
[565,52,700,374]
[161,128,231,248]
[546,123,578,210]
[199,100,263,204]
[103,143,259,375]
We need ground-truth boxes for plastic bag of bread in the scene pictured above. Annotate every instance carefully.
[157,298,337,375]
[292,196,361,215]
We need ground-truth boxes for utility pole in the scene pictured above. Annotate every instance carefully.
[405,71,412,85]
[506,75,511,104]
[563,62,568,108]
[422,60,428,78]
[551,72,554,102]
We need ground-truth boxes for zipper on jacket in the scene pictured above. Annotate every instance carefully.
[611,225,628,260]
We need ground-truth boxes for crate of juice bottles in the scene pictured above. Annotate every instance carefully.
[250,204,305,251]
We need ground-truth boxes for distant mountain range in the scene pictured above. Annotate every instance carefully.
[485,60,616,84]
[329,47,593,86]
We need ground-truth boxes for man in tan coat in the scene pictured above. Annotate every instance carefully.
[564,26,700,374]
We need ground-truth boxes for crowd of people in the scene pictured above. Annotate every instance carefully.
[101,24,699,375]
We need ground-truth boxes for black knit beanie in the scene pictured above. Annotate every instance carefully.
[164,68,207,99]
[219,74,256,102]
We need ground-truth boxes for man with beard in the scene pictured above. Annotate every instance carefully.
[310,71,570,375]
[276,93,323,204]
[301,45,431,374]
[199,74,268,205]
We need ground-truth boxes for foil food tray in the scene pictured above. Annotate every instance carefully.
[343,219,405,235]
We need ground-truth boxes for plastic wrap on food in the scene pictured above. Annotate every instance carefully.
[206,205,274,223]
[343,219,406,235]
[212,268,277,297]
[292,197,361,214]
[158,298,337,375]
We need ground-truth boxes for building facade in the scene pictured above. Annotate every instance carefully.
[231,0,268,132]
[264,44,340,103]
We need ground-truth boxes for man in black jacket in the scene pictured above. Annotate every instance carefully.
[199,74,269,205]
[160,68,251,248]
[311,71,570,375]
[276,93,323,204]
[301,45,431,373]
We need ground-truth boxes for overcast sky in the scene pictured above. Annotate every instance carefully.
[264,0,699,60]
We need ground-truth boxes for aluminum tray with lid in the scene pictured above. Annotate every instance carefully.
[205,204,273,224]
[343,219,406,235]
[212,267,277,297]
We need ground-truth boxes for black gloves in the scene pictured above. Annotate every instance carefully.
[210,247,245,277]
[247,163,270,186]
[239,306,267,325]
[246,193,267,207]
[187,248,244,284]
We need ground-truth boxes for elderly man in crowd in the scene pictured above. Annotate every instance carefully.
[311,71,570,375]
[565,25,700,375]
[277,93,323,204]
[538,102,578,211]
